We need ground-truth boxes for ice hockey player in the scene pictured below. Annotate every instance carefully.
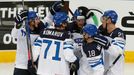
[32,12,77,75]
[98,10,126,75]
[67,8,86,75]
[79,24,111,75]
[11,1,68,75]
[67,6,95,75]
[11,10,45,75]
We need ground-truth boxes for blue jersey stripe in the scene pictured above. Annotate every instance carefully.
[34,43,41,47]
[64,42,73,46]
[90,58,103,68]
[63,47,74,50]
[113,43,124,50]
[35,40,42,44]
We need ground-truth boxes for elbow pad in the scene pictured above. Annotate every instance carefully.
[63,39,77,62]
[107,37,126,57]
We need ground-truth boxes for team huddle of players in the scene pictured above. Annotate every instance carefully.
[11,1,126,75]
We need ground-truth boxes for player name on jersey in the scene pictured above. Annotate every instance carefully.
[43,29,64,37]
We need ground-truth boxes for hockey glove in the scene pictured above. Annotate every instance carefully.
[93,35,111,49]
[49,1,64,15]
[70,58,79,72]
[15,10,28,28]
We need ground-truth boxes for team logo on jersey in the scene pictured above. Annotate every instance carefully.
[21,29,26,37]
[97,45,101,51]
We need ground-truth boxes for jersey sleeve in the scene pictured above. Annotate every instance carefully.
[11,25,27,40]
[32,37,43,61]
[107,37,126,57]
[11,26,19,38]
[63,39,77,63]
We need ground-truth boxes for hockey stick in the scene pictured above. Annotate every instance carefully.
[88,8,103,14]
[61,0,103,21]
[61,0,75,17]
[104,54,122,75]
[22,0,37,71]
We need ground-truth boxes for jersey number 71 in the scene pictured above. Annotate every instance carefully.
[43,39,61,61]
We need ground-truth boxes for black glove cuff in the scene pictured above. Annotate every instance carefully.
[15,24,22,29]
[49,7,55,15]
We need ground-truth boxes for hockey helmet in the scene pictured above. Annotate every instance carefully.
[28,11,37,20]
[102,10,118,24]
[74,9,85,19]
[83,24,97,37]
[53,12,68,27]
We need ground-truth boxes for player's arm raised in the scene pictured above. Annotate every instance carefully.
[11,10,28,38]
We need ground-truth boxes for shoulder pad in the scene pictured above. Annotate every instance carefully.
[110,28,126,39]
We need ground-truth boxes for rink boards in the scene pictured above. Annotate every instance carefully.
[0,50,134,63]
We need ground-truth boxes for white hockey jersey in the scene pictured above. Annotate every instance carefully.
[103,28,126,75]
[79,41,104,75]
[32,28,77,75]
[11,26,39,69]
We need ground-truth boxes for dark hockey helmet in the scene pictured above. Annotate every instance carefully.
[77,6,94,19]
[102,10,118,24]
[83,24,97,37]
[53,12,68,27]
[49,1,65,15]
